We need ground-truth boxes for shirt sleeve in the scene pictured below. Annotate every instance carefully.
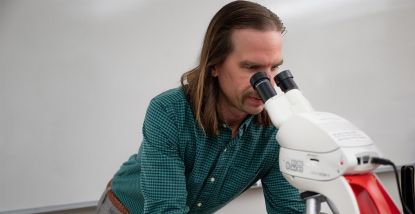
[140,98,189,214]
[261,160,305,214]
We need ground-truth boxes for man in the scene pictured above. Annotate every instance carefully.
[97,1,305,213]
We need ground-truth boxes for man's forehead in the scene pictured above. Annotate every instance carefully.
[230,28,283,45]
[230,29,282,52]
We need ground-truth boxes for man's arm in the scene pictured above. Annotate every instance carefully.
[140,98,189,213]
[261,161,305,214]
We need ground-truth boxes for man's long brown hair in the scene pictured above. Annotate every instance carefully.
[181,1,285,136]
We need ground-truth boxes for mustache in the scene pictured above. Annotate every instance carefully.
[242,90,262,100]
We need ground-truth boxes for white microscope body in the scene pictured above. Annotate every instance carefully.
[250,70,400,214]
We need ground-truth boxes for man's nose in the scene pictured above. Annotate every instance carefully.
[264,70,275,84]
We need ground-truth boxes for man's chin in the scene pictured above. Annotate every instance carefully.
[246,106,265,115]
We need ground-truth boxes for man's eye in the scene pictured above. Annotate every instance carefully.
[271,66,279,71]
[248,66,260,70]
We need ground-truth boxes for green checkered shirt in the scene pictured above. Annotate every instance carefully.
[111,87,304,213]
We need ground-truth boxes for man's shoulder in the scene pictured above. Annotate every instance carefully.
[148,87,191,116]
[146,87,194,129]
[152,87,187,105]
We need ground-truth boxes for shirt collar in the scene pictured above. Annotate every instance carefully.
[239,115,254,132]
[221,115,254,133]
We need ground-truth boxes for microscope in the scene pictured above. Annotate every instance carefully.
[250,70,401,214]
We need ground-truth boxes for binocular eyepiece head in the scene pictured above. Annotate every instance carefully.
[250,70,299,102]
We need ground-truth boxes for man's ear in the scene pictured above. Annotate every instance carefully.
[212,65,219,77]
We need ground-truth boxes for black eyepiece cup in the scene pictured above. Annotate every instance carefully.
[275,70,298,92]
[250,72,277,102]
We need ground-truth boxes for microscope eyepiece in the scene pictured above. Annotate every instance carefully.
[275,70,298,92]
[250,72,277,102]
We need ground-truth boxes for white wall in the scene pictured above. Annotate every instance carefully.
[0,0,414,213]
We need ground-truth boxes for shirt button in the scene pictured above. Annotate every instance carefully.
[210,177,215,182]
[197,202,202,207]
